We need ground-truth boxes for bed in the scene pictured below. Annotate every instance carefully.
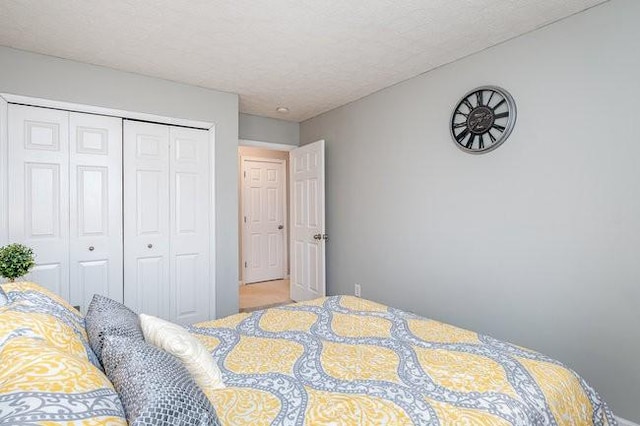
[192,296,615,425]
[0,282,615,425]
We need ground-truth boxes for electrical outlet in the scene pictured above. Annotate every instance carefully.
[354,283,361,297]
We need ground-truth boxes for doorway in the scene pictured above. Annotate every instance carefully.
[238,144,292,312]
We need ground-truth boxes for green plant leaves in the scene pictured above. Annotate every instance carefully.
[0,243,35,281]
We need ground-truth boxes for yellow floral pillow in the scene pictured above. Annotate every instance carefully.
[1,281,79,313]
[0,281,101,368]
[0,335,127,425]
[0,301,88,361]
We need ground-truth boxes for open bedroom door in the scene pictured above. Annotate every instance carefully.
[289,140,326,302]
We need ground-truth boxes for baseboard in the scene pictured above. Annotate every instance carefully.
[238,280,244,287]
[616,415,640,426]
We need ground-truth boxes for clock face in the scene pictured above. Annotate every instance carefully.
[450,86,517,154]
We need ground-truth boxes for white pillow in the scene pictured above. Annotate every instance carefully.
[139,313,225,390]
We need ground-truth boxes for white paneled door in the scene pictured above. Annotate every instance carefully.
[123,121,171,319]
[169,126,210,324]
[6,103,212,322]
[8,105,123,310]
[290,140,326,301]
[8,105,70,299]
[124,121,210,324]
[69,112,123,311]
[242,158,286,284]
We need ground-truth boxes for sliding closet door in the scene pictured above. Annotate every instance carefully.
[8,105,70,298]
[169,127,210,324]
[123,121,171,318]
[69,112,123,312]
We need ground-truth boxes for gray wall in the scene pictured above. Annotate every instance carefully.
[239,112,299,146]
[0,46,240,317]
[301,0,640,421]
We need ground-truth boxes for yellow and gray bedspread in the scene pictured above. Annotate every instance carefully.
[191,296,615,426]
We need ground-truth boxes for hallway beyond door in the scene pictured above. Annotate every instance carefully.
[239,279,292,312]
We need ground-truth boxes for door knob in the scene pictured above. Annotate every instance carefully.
[322,234,328,240]
[313,234,322,240]
[147,243,153,249]
[278,225,284,230]
[88,246,94,251]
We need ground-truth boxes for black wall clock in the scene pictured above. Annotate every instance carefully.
[450,86,517,154]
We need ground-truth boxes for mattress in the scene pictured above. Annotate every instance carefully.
[190,296,615,425]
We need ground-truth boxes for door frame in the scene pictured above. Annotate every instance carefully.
[239,156,288,285]
[238,138,295,287]
[239,139,296,152]
[0,93,218,318]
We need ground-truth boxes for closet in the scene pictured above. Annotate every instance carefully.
[8,104,123,311]
[123,121,211,324]
[5,103,212,324]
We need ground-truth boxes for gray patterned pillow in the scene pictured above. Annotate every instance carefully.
[102,336,221,426]
[85,295,144,364]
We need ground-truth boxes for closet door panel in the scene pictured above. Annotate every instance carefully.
[169,127,210,324]
[124,121,170,318]
[136,256,164,314]
[8,105,69,299]
[69,112,123,312]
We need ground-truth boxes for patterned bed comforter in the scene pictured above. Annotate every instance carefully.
[190,296,615,425]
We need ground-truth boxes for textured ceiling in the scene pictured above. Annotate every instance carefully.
[0,0,605,122]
